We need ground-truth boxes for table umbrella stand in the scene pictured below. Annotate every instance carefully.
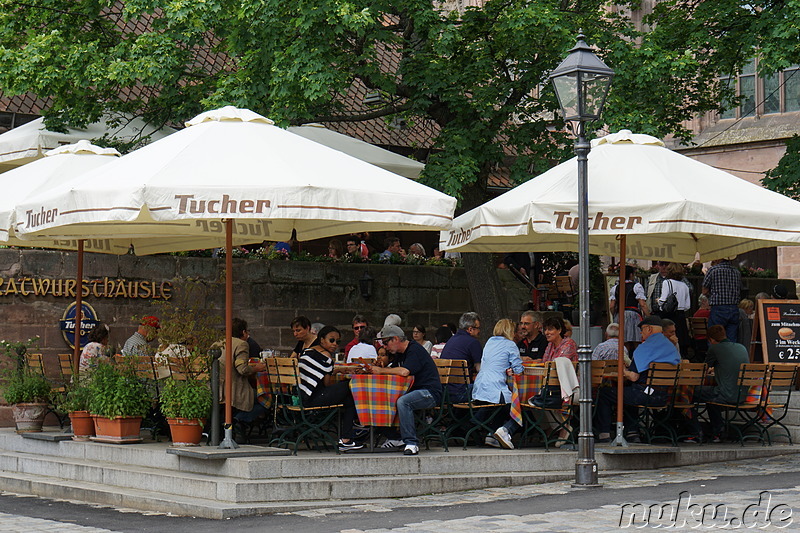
[612,237,630,448]
[219,220,239,449]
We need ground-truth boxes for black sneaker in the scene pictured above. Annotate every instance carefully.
[338,439,364,452]
[625,433,641,444]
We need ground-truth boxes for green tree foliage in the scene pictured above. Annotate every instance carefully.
[764,135,800,200]
[0,0,775,202]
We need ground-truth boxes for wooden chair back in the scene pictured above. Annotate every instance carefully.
[688,317,708,339]
[25,353,45,376]
[737,363,769,389]
[434,358,469,385]
[114,354,157,381]
[57,354,74,381]
[646,362,679,388]
[767,365,798,392]
[588,360,606,388]
[554,275,574,299]
[677,362,707,388]
[265,357,300,395]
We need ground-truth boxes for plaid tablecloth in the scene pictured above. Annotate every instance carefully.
[510,363,546,426]
[256,371,271,407]
[349,374,414,427]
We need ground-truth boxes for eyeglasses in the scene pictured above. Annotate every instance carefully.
[326,337,340,344]
[353,325,365,331]
[469,325,481,330]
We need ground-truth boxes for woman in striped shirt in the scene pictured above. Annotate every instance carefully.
[298,325,362,451]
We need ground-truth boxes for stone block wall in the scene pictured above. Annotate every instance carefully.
[0,248,472,373]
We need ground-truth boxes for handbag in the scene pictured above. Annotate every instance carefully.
[530,384,563,408]
[661,279,679,314]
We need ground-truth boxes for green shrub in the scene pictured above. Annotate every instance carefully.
[159,378,212,420]
[2,371,51,404]
[87,359,151,418]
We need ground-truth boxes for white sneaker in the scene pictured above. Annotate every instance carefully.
[485,435,501,448]
[493,427,515,449]
[403,444,419,455]
[379,438,405,449]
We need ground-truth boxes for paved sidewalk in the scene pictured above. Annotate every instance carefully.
[0,511,115,532]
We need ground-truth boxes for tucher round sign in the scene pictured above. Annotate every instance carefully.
[59,302,99,349]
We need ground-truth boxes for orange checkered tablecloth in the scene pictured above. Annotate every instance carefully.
[510,363,546,426]
[349,374,414,427]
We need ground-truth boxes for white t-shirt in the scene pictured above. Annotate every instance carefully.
[346,342,378,362]
[658,279,691,311]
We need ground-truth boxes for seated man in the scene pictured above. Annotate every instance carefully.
[122,315,160,357]
[595,316,680,442]
[686,325,750,442]
[368,325,443,456]
[218,318,267,424]
[591,323,631,367]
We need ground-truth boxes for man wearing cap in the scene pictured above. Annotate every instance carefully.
[594,316,679,443]
[122,315,160,357]
[702,257,742,342]
[368,324,442,456]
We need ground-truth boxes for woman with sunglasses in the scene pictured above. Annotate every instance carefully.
[297,325,362,451]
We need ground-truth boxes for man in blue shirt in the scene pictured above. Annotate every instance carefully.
[595,316,679,442]
[440,312,483,402]
[370,325,443,456]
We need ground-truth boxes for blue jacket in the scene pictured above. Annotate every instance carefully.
[472,336,523,404]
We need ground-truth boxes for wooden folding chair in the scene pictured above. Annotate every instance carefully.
[707,363,769,445]
[446,359,506,449]
[762,365,799,445]
[521,361,576,450]
[674,362,707,442]
[265,357,341,454]
[630,362,680,445]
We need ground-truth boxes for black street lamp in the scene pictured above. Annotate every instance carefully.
[549,33,614,488]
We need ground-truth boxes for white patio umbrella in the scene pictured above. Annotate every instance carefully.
[0,116,176,173]
[0,140,122,372]
[440,130,800,262]
[288,123,425,179]
[14,106,457,447]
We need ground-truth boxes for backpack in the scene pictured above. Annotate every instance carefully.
[661,279,679,314]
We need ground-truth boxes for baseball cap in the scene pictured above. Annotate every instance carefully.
[379,325,404,340]
[637,316,663,329]
[140,315,160,329]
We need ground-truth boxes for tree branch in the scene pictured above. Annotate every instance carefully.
[297,100,413,125]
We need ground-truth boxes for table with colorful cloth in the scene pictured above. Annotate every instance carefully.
[349,374,414,427]
[509,362,546,426]
[255,371,271,407]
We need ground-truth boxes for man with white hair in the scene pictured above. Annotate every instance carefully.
[591,323,631,367]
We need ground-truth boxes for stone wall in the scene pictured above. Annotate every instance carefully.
[0,249,473,359]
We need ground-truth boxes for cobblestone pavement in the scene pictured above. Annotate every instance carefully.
[1,454,800,532]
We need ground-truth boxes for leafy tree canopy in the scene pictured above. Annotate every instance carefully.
[0,0,791,202]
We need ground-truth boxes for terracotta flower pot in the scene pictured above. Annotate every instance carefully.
[11,402,48,433]
[91,415,143,443]
[167,418,206,446]
[69,410,95,441]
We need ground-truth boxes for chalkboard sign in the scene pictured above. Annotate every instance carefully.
[757,299,800,364]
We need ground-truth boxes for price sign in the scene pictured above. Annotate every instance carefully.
[757,299,800,364]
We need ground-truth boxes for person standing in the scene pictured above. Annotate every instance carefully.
[122,315,160,357]
[646,261,669,317]
[517,311,548,362]
[657,262,692,359]
[702,257,742,342]
[610,267,649,354]
[369,325,443,456]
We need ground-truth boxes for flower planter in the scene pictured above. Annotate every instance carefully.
[91,415,143,444]
[167,417,206,446]
[11,402,48,433]
[69,410,95,441]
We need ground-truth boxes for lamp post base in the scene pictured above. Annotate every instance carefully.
[573,460,602,488]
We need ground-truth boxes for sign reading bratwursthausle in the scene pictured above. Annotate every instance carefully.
[0,277,172,299]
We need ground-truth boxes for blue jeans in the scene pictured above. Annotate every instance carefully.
[709,304,739,343]
[397,389,437,446]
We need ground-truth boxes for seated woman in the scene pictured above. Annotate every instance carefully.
[346,326,378,363]
[289,315,318,358]
[430,326,453,359]
[298,326,362,451]
[79,322,111,375]
[471,318,524,449]
[541,316,578,362]
[412,324,433,354]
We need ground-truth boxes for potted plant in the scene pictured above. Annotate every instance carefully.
[55,382,95,441]
[1,337,51,433]
[159,378,212,446]
[87,359,151,443]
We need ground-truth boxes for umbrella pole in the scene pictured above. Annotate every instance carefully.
[219,219,239,449]
[72,240,84,380]
[612,235,628,447]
